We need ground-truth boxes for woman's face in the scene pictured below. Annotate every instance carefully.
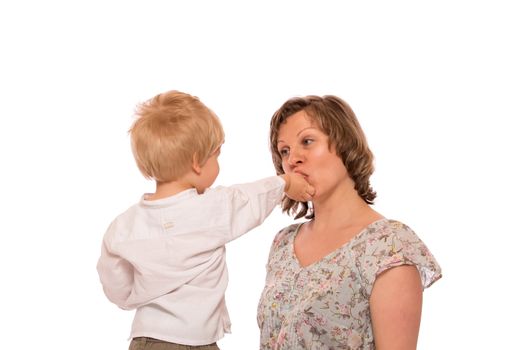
[276,110,352,201]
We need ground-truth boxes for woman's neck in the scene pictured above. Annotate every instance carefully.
[310,185,381,231]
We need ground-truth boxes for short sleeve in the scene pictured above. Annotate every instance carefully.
[357,220,442,298]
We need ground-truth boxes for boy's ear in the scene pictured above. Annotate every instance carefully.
[191,153,202,175]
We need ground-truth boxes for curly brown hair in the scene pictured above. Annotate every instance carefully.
[269,95,376,219]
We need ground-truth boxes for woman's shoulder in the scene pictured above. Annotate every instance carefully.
[271,222,302,247]
[354,218,420,244]
[264,223,302,261]
[354,218,442,291]
[352,218,430,258]
[274,222,302,239]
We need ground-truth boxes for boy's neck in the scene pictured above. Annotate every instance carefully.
[146,180,195,201]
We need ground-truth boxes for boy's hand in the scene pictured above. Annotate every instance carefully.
[281,173,315,202]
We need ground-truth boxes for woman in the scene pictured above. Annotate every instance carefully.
[257,95,441,349]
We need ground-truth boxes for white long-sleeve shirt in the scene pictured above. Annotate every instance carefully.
[96,176,285,345]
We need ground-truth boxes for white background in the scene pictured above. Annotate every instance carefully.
[1,1,524,349]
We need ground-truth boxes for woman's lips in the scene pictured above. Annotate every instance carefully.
[293,170,308,178]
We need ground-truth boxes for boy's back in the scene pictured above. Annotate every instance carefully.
[97,177,286,345]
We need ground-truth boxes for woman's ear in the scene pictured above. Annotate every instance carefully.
[191,153,202,175]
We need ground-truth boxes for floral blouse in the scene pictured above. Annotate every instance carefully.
[257,219,441,350]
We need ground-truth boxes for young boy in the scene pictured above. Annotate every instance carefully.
[96,90,314,349]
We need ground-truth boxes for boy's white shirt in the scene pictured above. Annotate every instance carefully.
[97,176,285,345]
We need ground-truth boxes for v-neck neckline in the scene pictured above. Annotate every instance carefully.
[290,218,389,269]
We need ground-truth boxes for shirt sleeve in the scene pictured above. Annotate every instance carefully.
[215,176,285,242]
[96,225,135,310]
[357,220,442,298]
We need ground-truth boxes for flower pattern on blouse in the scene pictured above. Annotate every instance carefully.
[257,219,441,350]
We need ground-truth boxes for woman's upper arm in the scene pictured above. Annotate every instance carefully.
[369,265,423,350]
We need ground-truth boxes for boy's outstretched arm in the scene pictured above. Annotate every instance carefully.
[218,175,313,242]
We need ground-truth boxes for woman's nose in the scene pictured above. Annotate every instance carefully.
[287,148,304,166]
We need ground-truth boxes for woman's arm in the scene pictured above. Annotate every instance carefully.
[370,265,423,350]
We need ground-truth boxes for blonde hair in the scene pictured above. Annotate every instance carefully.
[269,95,376,219]
[130,90,224,182]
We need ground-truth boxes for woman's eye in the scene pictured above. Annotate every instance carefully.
[302,138,313,145]
[279,148,289,157]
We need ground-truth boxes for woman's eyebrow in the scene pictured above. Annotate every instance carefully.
[297,127,317,136]
[278,127,317,144]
